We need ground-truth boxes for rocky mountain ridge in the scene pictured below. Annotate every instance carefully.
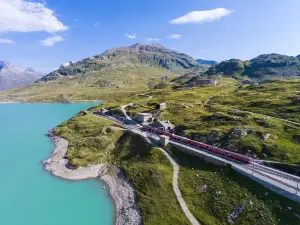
[0,61,43,91]
[206,53,300,80]
[40,43,202,82]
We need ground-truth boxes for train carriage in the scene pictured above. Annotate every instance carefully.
[142,125,252,164]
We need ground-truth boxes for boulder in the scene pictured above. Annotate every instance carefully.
[231,127,248,138]
[262,133,271,140]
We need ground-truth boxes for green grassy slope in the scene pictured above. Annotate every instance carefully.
[206,54,300,80]
[91,78,300,164]
[54,112,189,225]
[53,111,124,167]
[0,65,177,102]
[111,133,190,225]
[0,43,206,102]
[53,111,300,225]
[209,79,300,122]
[169,146,300,225]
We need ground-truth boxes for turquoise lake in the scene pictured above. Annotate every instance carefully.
[0,103,114,225]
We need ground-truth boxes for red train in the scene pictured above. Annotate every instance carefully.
[142,126,252,164]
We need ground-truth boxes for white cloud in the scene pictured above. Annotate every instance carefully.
[0,0,68,33]
[94,22,100,26]
[41,35,64,47]
[0,39,14,44]
[170,8,234,25]
[167,34,182,39]
[125,33,137,39]
[147,38,160,42]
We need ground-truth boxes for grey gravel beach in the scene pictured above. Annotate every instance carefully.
[43,133,142,225]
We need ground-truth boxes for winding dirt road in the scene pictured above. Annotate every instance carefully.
[158,148,200,225]
[91,110,200,225]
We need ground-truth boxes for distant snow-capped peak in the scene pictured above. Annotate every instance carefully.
[0,60,44,91]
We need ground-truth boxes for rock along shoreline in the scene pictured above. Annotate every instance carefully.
[43,133,142,225]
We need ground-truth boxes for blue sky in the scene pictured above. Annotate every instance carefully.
[0,0,300,73]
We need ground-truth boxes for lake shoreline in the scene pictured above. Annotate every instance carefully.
[43,133,142,225]
[0,100,103,104]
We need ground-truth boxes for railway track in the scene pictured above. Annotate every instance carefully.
[250,163,300,183]
[241,165,299,191]
[93,112,300,196]
[242,164,300,190]
[148,131,300,191]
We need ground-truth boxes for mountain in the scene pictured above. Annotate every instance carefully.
[0,61,43,91]
[196,59,217,65]
[0,44,202,102]
[40,43,200,82]
[207,59,246,77]
[206,53,300,79]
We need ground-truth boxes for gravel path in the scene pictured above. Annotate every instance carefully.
[158,148,200,225]
[121,103,133,121]
[91,111,200,225]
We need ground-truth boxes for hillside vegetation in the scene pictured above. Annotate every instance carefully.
[0,66,176,102]
[206,54,300,80]
[55,111,300,225]
[111,134,190,225]
[54,112,189,225]
[40,44,201,82]
[3,47,300,102]
[2,43,300,224]
[169,146,300,225]
[0,44,207,102]
[92,78,300,164]
[53,112,124,167]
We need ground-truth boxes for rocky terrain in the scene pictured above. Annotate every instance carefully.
[0,61,43,90]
